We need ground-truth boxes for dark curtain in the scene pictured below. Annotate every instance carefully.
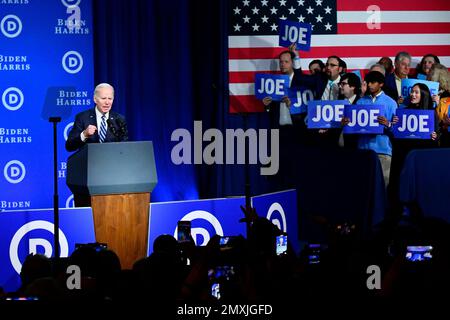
[93,0,273,202]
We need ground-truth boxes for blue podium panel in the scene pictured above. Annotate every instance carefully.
[0,1,94,210]
[148,197,247,254]
[0,208,95,292]
[251,189,299,254]
[400,149,450,221]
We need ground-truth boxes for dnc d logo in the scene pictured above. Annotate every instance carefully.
[9,220,69,274]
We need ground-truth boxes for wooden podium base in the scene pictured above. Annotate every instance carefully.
[90,192,150,269]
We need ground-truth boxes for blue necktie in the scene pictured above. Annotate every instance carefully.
[328,80,334,100]
[99,115,107,143]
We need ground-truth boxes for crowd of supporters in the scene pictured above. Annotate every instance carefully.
[1,206,449,310]
[1,51,449,310]
[262,48,450,218]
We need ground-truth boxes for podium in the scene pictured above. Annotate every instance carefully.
[66,141,157,269]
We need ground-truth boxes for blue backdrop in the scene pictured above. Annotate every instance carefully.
[0,0,94,210]
[1,0,275,209]
[92,0,273,202]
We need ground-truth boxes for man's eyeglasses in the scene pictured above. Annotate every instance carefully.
[326,63,339,67]
[338,81,349,87]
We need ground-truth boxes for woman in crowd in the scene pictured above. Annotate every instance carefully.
[378,56,394,75]
[428,63,450,147]
[389,83,437,216]
[415,54,440,79]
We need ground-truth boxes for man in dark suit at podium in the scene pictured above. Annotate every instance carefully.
[65,83,128,152]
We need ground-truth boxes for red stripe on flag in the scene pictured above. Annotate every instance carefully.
[229,71,280,83]
[229,95,265,113]
[337,0,450,11]
[338,23,450,34]
[228,47,287,60]
[229,45,450,60]
[229,69,371,83]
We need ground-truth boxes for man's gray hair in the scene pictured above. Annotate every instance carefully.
[394,51,412,64]
[370,64,386,76]
[94,83,114,97]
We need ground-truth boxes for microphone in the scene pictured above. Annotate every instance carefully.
[106,118,118,137]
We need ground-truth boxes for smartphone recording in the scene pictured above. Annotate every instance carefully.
[276,235,287,256]
[177,220,191,243]
[405,245,433,262]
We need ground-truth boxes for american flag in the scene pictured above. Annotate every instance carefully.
[228,0,450,113]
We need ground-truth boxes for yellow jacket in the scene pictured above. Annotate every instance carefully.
[436,97,450,129]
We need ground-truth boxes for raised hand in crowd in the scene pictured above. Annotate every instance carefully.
[432,94,440,104]
[377,115,394,127]
[262,96,272,106]
[391,115,399,125]
[431,131,438,140]
[341,117,350,126]
[288,42,298,56]
[281,96,291,107]
[239,205,259,224]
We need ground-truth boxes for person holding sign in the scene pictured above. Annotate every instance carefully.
[342,71,398,188]
[415,54,440,80]
[338,73,361,148]
[385,52,413,105]
[262,49,302,128]
[261,48,305,186]
[389,83,438,216]
[362,64,397,100]
[320,56,345,101]
[304,56,346,147]
[429,63,450,147]
[65,83,128,152]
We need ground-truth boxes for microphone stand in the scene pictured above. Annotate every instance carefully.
[243,112,252,237]
[49,117,61,258]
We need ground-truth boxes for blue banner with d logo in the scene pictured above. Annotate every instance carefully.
[0,1,94,210]
[0,208,95,292]
[251,189,299,255]
[148,197,247,254]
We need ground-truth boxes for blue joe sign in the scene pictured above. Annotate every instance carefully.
[278,20,312,51]
[343,105,385,134]
[307,100,348,128]
[400,79,440,108]
[255,73,290,101]
[393,109,435,139]
[289,87,314,115]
